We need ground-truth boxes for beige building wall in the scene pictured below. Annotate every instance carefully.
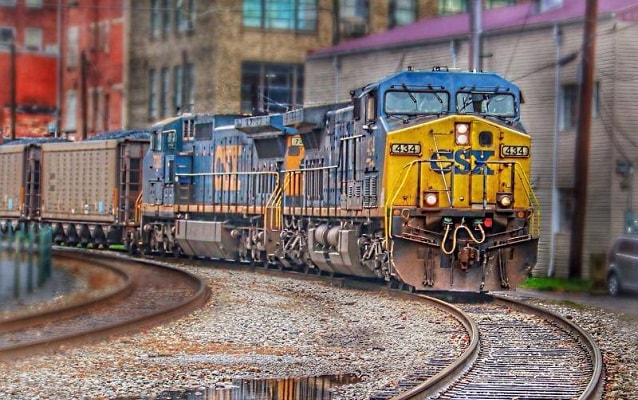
[125,0,444,129]
[305,15,638,280]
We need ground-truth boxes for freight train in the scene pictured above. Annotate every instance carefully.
[0,68,539,292]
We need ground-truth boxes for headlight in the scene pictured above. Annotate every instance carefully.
[455,123,470,145]
[424,193,438,207]
[498,194,512,208]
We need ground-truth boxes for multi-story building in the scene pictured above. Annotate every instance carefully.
[0,0,57,139]
[3,1,526,137]
[304,0,638,280]
[125,0,520,128]
[61,0,125,139]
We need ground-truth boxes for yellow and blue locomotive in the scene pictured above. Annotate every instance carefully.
[140,68,539,292]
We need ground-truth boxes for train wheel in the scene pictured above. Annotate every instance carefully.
[172,243,182,258]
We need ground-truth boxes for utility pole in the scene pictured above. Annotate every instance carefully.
[469,0,482,71]
[9,39,16,141]
[56,0,63,137]
[80,50,88,140]
[568,0,598,278]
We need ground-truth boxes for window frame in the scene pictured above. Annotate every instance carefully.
[559,82,599,131]
[25,27,43,52]
[148,68,159,120]
[388,0,417,29]
[243,0,318,32]
[240,61,304,114]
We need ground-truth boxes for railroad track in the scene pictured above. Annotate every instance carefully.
[0,251,604,399]
[0,249,209,360]
[371,292,604,400]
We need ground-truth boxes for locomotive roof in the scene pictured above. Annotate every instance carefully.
[85,130,150,141]
[358,69,520,96]
[0,137,71,146]
[151,114,244,131]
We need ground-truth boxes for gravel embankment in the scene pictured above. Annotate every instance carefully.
[0,266,467,399]
[504,293,638,400]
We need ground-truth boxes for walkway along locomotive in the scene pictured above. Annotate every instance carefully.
[140,68,539,292]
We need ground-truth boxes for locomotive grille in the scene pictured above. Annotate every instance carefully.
[363,174,378,208]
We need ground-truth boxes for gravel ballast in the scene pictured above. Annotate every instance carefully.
[0,266,467,399]
[1,264,636,399]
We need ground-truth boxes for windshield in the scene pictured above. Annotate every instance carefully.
[457,92,516,117]
[385,90,449,116]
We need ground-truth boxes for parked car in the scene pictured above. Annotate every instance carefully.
[606,236,638,296]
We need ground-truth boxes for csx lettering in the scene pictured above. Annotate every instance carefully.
[430,150,495,175]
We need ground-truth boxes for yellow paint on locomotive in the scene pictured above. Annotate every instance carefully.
[384,115,533,212]
[284,135,305,196]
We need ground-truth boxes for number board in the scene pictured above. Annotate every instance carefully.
[390,143,422,155]
[500,145,529,158]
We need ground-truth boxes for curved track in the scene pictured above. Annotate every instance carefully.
[0,250,209,360]
[380,293,604,400]
[0,251,604,399]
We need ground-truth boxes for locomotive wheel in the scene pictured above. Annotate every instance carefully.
[172,243,182,258]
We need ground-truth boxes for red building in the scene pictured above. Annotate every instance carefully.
[0,1,125,140]
[62,0,125,139]
[0,1,58,139]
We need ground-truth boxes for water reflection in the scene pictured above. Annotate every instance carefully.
[153,374,360,400]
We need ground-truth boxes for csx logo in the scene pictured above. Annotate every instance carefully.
[430,150,495,175]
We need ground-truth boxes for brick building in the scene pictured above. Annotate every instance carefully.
[61,0,125,139]
[0,0,57,139]
[124,0,522,128]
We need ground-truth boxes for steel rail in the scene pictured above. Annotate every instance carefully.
[0,249,209,360]
[492,294,604,400]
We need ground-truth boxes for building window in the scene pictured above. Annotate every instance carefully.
[439,0,516,15]
[340,0,369,37]
[0,26,14,45]
[64,90,77,132]
[241,62,303,114]
[25,27,42,52]
[485,0,516,9]
[66,26,79,68]
[173,65,183,113]
[162,0,171,37]
[25,0,43,7]
[96,87,106,132]
[148,69,158,120]
[150,0,161,39]
[160,67,170,117]
[559,82,599,131]
[98,21,110,52]
[176,0,195,32]
[558,188,574,232]
[0,0,17,6]
[243,0,317,31]
[185,63,195,112]
[389,0,417,28]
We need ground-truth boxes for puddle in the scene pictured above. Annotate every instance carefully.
[136,374,361,400]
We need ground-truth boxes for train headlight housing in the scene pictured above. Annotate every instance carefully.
[424,192,438,207]
[455,123,470,145]
[497,193,512,208]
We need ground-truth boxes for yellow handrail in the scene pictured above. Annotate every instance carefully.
[176,170,281,232]
[383,159,541,246]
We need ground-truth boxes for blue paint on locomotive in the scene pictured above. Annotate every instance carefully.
[373,69,522,120]
[142,113,289,210]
